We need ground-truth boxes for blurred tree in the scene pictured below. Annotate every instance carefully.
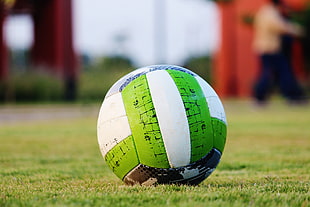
[9,49,30,72]
[77,55,135,102]
[183,55,212,84]
[95,55,134,72]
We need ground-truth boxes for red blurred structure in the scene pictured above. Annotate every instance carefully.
[0,0,77,100]
[214,0,309,98]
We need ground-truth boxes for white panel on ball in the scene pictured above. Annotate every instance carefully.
[97,93,132,156]
[97,93,127,123]
[146,70,191,168]
[195,76,227,124]
[97,116,132,156]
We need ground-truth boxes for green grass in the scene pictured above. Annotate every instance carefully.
[0,100,309,207]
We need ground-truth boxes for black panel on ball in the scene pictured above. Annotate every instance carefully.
[123,148,221,186]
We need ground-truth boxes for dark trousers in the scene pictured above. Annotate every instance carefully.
[254,53,304,102]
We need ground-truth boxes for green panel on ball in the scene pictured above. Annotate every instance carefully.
[167,70,214,163]
[211,118,227,153]
[104,135,139,180]
[122,75,170,168]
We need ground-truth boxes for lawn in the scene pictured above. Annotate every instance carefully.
[0,100,309,207]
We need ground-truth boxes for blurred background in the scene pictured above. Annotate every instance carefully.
[0,0,309,103]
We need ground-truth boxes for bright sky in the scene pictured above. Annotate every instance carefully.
[4,0,219,67]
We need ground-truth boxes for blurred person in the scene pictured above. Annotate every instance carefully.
[252,0,306,105]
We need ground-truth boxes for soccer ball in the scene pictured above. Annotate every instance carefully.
[97,65,227,186]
